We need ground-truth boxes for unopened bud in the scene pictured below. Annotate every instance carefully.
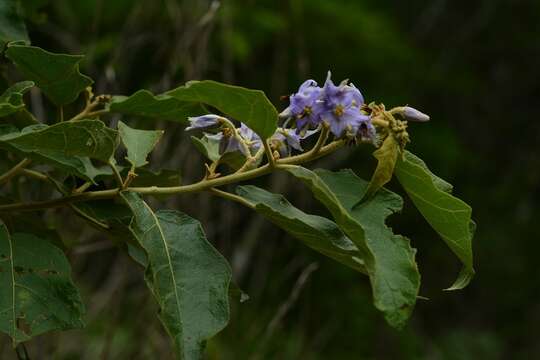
[394,106,430,122]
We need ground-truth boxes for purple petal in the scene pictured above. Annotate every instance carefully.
[402,106,430,122]
[186,114,222,131]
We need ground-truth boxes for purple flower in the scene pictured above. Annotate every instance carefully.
[319,72,367,137]
[281,79,324,130]
[322,74,364,109]
[186,114,223,131]
[208,123,262,157]
[400,106,430,122]
[238,123,262,152]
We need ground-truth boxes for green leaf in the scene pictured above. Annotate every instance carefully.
[363,134,399,199]
[190,135,220,162]
[109,90,205,122]
[118,121,163,169]
[395,151,475,290]
[0,81,34,117]
[286,167,420,328]
[42,155,111,183]
[167,80,278,139]
[0,120,118,163]
[5,44,93,105]
[121,192,231,359]
[0,221,85,345]
[0,0,29,48]
[236,185,366,274]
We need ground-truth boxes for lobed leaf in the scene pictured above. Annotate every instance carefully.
[121,192,231,359]
[167,80,278,139]
[0,221,85,345]
[118,121,163,169]
[0,81,34,117]
[236,185,366,273]
[395,151,475,290]
[5,44,93,105]
[109,90,205,122]
[0,0,29,47]
[0,120,118,163]
[286,167,420,328]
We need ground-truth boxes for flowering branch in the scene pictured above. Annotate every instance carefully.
[0,138,346,213]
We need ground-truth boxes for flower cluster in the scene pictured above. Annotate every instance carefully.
[186,115,318,159]
[281,72,376,143]
[186,72,383,162]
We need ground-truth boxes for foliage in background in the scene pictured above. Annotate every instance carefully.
[1,0,539,359]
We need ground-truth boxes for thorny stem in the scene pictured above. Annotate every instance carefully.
[0,139,346,212]
[0,158,32,185]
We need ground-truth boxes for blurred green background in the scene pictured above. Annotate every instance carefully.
[2,0,540,359]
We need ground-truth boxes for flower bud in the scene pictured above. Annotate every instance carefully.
[186,114,223,131]
[398,106,430,122]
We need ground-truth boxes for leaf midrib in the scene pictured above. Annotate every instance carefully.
[143,203,183,343]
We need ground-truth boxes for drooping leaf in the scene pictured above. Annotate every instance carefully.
[109,90,205,122]
[5,44,93,105]
[118,121,163,169]
[395,151,474,290]
[286,167,420,328]
[167,80,278,139]
[236,185,366,274]
[363,134,399,199]
[0,120,118,163]
[0,0,29,47]
[0,81,34,117]
[121,192,231,359]
[0,221,85,345]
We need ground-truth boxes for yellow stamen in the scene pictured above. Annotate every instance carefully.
[334,105,344,117]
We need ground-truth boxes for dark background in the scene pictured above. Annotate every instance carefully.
[1,0,539,359]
